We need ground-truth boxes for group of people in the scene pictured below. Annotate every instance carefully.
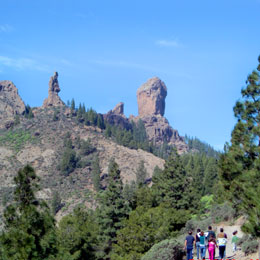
[184,226,239,260]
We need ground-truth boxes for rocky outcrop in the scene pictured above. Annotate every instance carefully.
[43,72,65,108]
[0,80,26,128]
[137,77,167,117]
[135,115,188,153]
[104,102,132,130]
[112,102,124,115]
[135,77,188,153]
[102,77,188,153]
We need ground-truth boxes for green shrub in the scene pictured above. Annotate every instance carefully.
[242,240,258,255]
[210,202,235,223]
[59,148,80,176]
[141,239,184,260]
[79,138,96,156]
[183,218,211,234]
[237,234,249,246]
[0,130,35,151]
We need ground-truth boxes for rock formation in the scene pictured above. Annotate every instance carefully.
[135,77,188,153]
[112,102,124,115]
[0,80,26,128]
[137,77,167,117]
[42,72,65,108]
[102,77,188,153]
[104,102,132,130]
[137,115,188,153]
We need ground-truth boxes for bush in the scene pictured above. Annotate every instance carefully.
[242,240,258,255]
[237,234,250,246]
[80,139,96,156]
[183,218,211,234]
[210,202,235,223]
[141,239,184,260]
[238,234,258,255]
[59,148,79,176]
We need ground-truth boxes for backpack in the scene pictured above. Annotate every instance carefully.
[200,235,205,246]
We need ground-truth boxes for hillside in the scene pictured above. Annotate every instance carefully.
[0,105,165,217]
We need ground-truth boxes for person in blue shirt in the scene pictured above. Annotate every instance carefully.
[184,230,195,260]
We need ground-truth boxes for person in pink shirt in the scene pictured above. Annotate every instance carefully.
[208,236,218,260]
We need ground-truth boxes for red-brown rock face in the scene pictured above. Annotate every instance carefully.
[0,80,26,128]
[43,72,65,108]
[137,77,167,117]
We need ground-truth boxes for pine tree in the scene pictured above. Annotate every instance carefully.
[57,207,98,260]
[135,160,148,187]
[77,103,83,122]
[152,151,191,210]
[203,158,218,195]
[192,155,205,198]
[219,55,260,258]
[91,155,102,192]
[97,159,129,259]
[51,190,62,215]
[0,165,58,259]
[24,104,34,119]
[97,114,105,129]
[105,124,112,137]
[70,98,75,116]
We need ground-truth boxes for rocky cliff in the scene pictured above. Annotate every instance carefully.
[137,77,167,117]
[0,80,26,129]
[134,77,188,153]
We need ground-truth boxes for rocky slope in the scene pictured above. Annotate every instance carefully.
[0,73,165,219]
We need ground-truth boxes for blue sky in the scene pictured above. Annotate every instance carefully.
[1,0,260,150]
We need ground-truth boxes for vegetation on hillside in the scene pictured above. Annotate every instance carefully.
[0,146,220,260]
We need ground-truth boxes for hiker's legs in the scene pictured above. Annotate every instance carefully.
[208,248,214,260]
[219,245,225,259]
[196,242,200,259]
[186,247,193,260]
[201,246,206,259]
[232,242,237,252]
